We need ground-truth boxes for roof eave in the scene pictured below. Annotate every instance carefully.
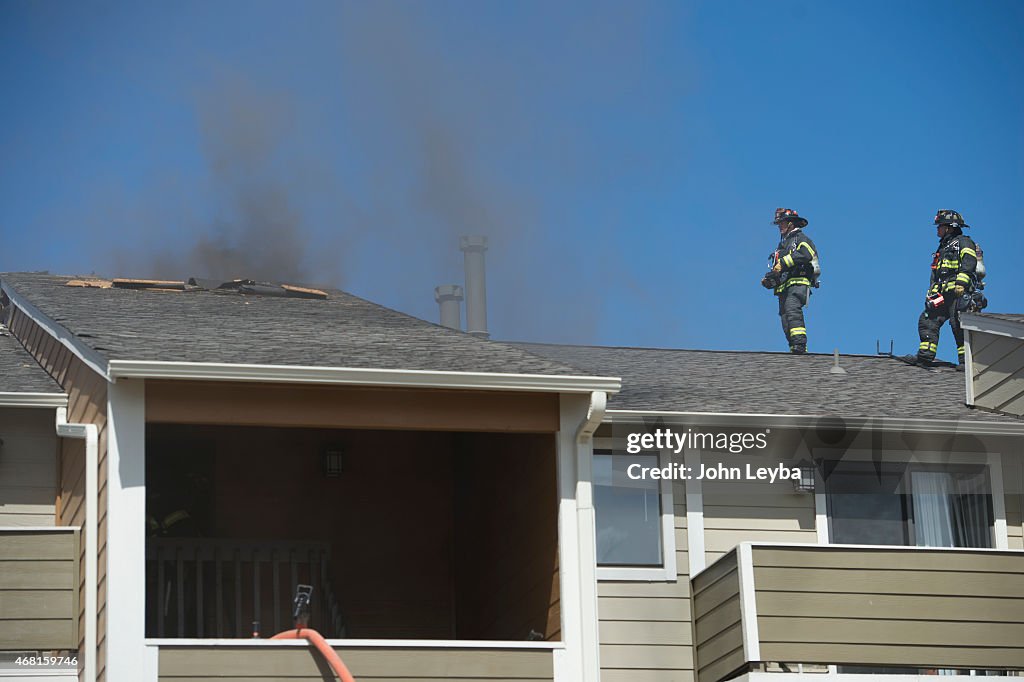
[603,409,1024,437]
[108,359,621,395]
[961,313,1024,341]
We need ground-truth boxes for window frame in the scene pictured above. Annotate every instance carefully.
[593,438,677,582]
[817,449,1008,550]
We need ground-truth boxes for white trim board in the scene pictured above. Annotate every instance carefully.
[960,313,1024,340]
[684,448,706,576]
[0,526,78,532]
[735,542,761,662]
[814,489,829,544]
[0,393,66,408]
[735,540,1024,554]
[146,638,565,649]
[109,359,621,394]
[741,674,1007,682]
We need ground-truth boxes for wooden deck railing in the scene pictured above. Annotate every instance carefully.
[691,543,1024,682]
[145,538,345,639]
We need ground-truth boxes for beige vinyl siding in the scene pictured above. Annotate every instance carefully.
[0,528,80,650]
[8,307,109,681]
[701,450,816,565]
[597,451,694,682]
[753,545,1024,670]
[690,550,744,682]
[158,645,554,680]
[970,329,1024,416]
[0,408,58,525]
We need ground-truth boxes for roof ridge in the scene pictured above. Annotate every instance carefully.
[508,340,894,360]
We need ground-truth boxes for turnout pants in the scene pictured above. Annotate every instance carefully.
[777,285,809,352]
[918,299,965,364]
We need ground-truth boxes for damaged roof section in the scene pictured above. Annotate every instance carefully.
[66,277,329,299]
[1,272,594,377]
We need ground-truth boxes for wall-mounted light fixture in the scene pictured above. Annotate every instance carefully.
[793,459,816,494]
[323,448,344,478]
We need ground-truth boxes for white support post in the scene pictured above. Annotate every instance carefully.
[989,453,1009,550]
[815,490,830,544]
[964,329,975,405]
[105,379,149,682]
[556,393,602,682]
[684,448,706,576]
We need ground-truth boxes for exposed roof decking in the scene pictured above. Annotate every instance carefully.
[1,273,593,378]
[514,341,1022,423]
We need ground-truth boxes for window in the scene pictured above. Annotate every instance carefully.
[593,447,676,581]
[825,457,1001,675]
[825,459,993,548]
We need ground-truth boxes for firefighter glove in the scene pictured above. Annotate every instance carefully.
[772,261,783,273]
[953,284,966,297]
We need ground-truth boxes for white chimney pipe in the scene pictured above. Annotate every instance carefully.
[434,284,464,331]
[460,235,489,338]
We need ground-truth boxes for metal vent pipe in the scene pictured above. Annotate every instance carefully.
[460,235,489,338]
[434,284,464,331]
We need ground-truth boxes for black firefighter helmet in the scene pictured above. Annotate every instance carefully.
[934,209,969,229]
[773,207,808,229]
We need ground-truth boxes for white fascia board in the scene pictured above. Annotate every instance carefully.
[0,392,66,408]
[604,409,1024,436]
[740,540,1024,554]
[108,359,621,394]
[960,313,1024,340]
[0,526,79,532]
[1,281,110,379]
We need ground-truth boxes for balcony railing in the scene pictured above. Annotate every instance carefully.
[145,538,345,639]
[691,542,1024,682]
[0,527,80,651]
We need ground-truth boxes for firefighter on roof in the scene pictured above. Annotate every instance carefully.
[761,208,820,354]
[913,209,984,367]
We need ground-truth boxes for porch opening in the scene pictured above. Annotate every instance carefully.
[145,424,560,642]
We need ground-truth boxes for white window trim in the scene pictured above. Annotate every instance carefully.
[593,438,677,582]
[815,448,1009,550]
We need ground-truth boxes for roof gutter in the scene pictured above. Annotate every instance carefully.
[108,360,621,394]
[55,408,97,682]
[0,392,67,408]
[604,409,1024,437]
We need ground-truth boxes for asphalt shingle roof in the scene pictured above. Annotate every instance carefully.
[0,273,589,376]
[0,323,63,393]
[513,342,1022,423]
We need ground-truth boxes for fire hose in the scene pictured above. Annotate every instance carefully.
[271,584,356,682]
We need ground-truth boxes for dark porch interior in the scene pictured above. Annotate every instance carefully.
[145,424,560,641]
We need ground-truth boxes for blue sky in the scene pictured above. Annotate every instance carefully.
[1,1,1021,361]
